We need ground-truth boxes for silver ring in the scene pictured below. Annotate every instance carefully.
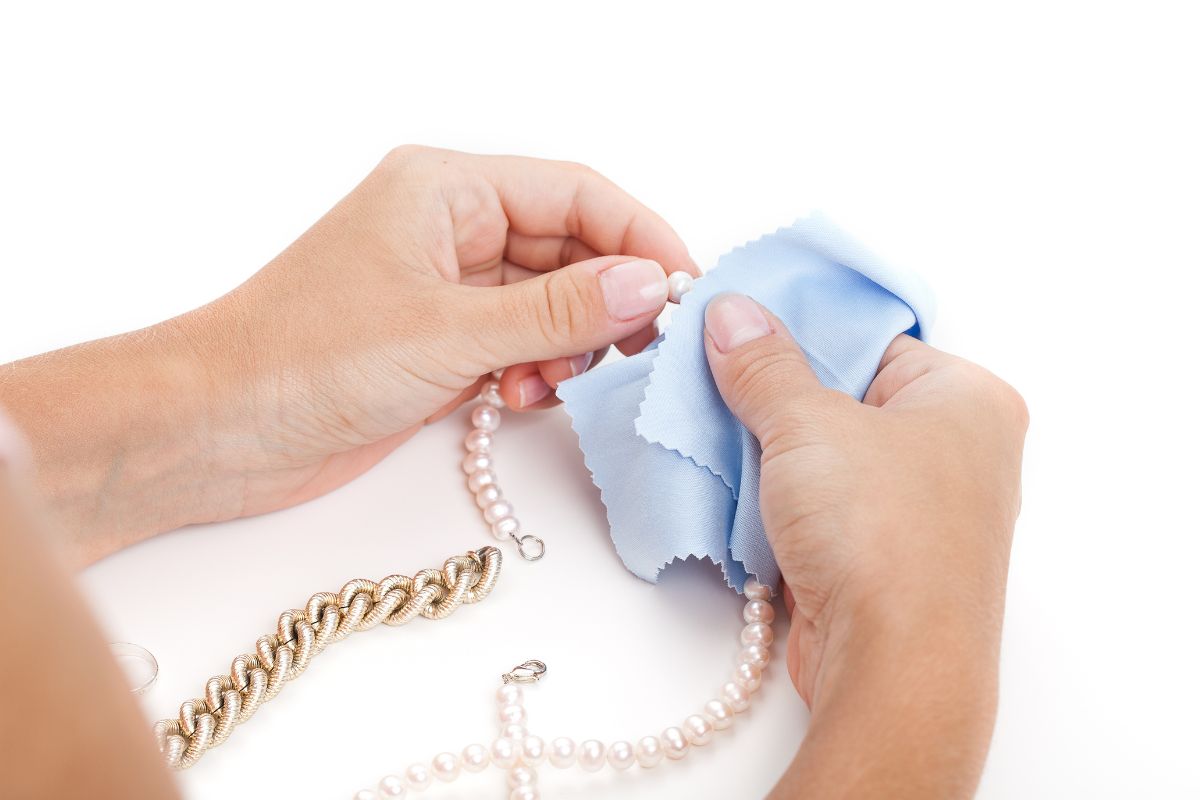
[512,533,545,561]
[110,642,159,695]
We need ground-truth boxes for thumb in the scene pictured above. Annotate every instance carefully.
[703,293,847,444]
[468,255,669,367]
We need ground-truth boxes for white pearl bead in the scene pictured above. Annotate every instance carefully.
[471,405,501,432]
[467,468,498,493]
[721,681,751,712]
[496,683,523,706]
[743,578,773,600]
[734,662,763,693]
[704,698,735,730]
[666,270,694,303]
[464,429,493,453]
[607,740,635,770]
[481,380,505,408]
[549,737,576,768]
[577,739,606,772]
[521,735,547,766]
[475,484,503,508]
[510,787,539,800]
[635,735,664,768]
[683,713,714,745]
[501,723,528,740]
[741,622,774,646]
[355,790,378,800]
[430,752,460,783]
[462,743,490,772]
[484,499,515,525]
[462,452,492,474]
[491,737,521,769]
[491,516,520,539]
[402,763,431,791]
[378,775,406,797]
[498,703,526,725]
[507,765,537,788]
[686,714,710,748]
[738,643,770,669]
[661,726,690,760]
[744,599,775,624]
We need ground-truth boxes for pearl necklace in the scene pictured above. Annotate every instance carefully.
[351,581,776,800]
[463,268,695,564]
[351,270,783,800]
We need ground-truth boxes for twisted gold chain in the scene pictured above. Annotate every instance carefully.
[154,546,502,769]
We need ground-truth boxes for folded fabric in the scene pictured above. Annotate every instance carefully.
[557,214,935,594]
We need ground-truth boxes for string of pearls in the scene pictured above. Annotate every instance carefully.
[351,578,774,800]
[462,268,694,564]
[463,377,546,562]
[351,266,765,798]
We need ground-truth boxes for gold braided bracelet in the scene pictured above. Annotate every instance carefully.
[154,546,502,769]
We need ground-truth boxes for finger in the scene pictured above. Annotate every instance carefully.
[477,155,699,275]
[537,347,601,389]
[497,362,551,410]
[503,234,601,272]
[702,293,849,445]
[460,254,669,369]
[862,334,944,408]
[615,324,658,356]
[498,347,608,412]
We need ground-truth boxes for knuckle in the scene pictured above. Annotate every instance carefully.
[728,347,805,408]
[382,144,425,166]
[561,159,597,177]
[995,380,1030,431]
[534,274,589,349]
[946,360,1029,432]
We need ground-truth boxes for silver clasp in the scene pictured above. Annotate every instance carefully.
[502,659,548,685]
[511,533,545,561]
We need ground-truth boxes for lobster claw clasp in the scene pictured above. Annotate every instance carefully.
[501,659,548,685]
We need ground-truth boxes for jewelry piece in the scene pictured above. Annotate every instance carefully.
[465,380,545,562]
[666,270,695,304]
[111,641,159,695]
[469,268,696,562]
[351,579,776,799]
[155,548,502,769]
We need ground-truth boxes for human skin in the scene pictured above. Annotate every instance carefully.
[703,293,1028,798]
[0,148,1025,798]
[0,146,696,565]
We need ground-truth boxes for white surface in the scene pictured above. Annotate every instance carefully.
[2,2,1199,798]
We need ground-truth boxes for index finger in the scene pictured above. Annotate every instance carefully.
[476,154,699,276]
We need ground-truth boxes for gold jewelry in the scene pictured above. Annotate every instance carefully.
[155,547,502,769]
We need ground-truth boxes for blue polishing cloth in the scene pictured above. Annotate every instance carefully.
[557,214,935,594]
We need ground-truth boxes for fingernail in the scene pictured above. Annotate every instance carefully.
[705,293,772,353]
[567,352,594,377]
[0,408,30,470]
[517,374,552,408]
[599,259,668,321]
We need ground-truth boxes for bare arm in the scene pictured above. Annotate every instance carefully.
[0,431,179,798]
[0,146,696,566]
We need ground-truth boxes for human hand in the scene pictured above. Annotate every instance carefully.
[178,146,696,520]
[702,293,1027,797]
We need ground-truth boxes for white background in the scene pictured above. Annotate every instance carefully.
[2,2,1198,798]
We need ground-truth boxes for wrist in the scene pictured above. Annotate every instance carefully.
[0,318,229,562]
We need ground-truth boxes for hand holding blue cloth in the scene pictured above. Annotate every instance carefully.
[557,215,935,594]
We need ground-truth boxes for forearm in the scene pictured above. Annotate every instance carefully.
[0,466,180,799]
[0,318,227,563]
[771,598,1003,799]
